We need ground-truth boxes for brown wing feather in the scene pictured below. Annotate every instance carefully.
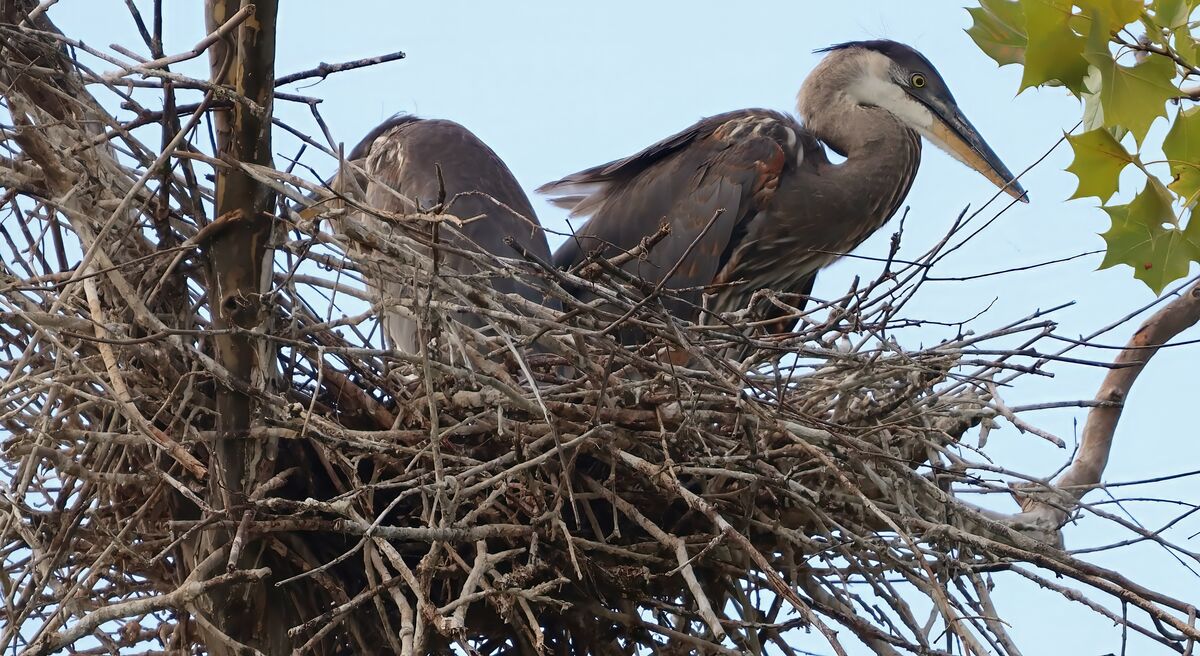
[541,109,802,321]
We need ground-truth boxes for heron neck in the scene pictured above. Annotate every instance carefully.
[811,105,922,221]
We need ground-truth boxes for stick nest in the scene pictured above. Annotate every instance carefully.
[1,6,1196,656]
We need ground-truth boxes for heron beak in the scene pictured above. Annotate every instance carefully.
[927,104,1028,203]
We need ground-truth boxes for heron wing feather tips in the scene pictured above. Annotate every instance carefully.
[538,109,806,215]
[542,110,810,315]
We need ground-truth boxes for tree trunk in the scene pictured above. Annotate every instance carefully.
[195,1,288,653]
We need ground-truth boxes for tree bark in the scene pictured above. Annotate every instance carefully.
[196,1,288,653]
[1014,279,1200,530]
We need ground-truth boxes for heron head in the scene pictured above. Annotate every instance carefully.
[806,40,1027,203]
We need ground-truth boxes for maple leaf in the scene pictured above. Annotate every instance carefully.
[1099,178,1200,292]
[1066,128,1134,202]
[1163,107,1200,206]
[966,0,1028,66]
[1074,0,1143,33]
[1082,12,1179,145]
[1019,0,1090,93]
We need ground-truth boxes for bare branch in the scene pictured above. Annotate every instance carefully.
[1016,280,1200,526]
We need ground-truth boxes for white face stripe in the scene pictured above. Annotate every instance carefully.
[845,51,935,131]
[844,49,978,166]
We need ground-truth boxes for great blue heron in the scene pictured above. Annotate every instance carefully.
[540,40,1026,347]
[341,116,555,354]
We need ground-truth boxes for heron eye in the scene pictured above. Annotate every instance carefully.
[910,73,927,88]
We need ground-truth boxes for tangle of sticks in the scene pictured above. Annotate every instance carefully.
[0,3,1197,655]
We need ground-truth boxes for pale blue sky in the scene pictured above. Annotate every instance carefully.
[48,1,1200,653]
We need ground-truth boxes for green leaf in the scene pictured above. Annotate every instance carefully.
[1074,0,1144,33]
[1020,0,1090,93]
[1099,178,1200,292]
[1184,210,1200,263]
[1153,0,1191,28]
[1173,29,1200,68]
[1081,67,1104,130]
[1082,13,1179,144]
[1163,107,1200,205]
[1065,128,1134,202]
[966,0,1028,66]
[1081,65,1129,141]
[1155,0,1200,63]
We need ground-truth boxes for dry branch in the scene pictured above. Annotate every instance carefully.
[1013,279,1200,527]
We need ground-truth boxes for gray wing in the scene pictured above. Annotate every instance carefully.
[539,109,806,321]
[346,116,555,352]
